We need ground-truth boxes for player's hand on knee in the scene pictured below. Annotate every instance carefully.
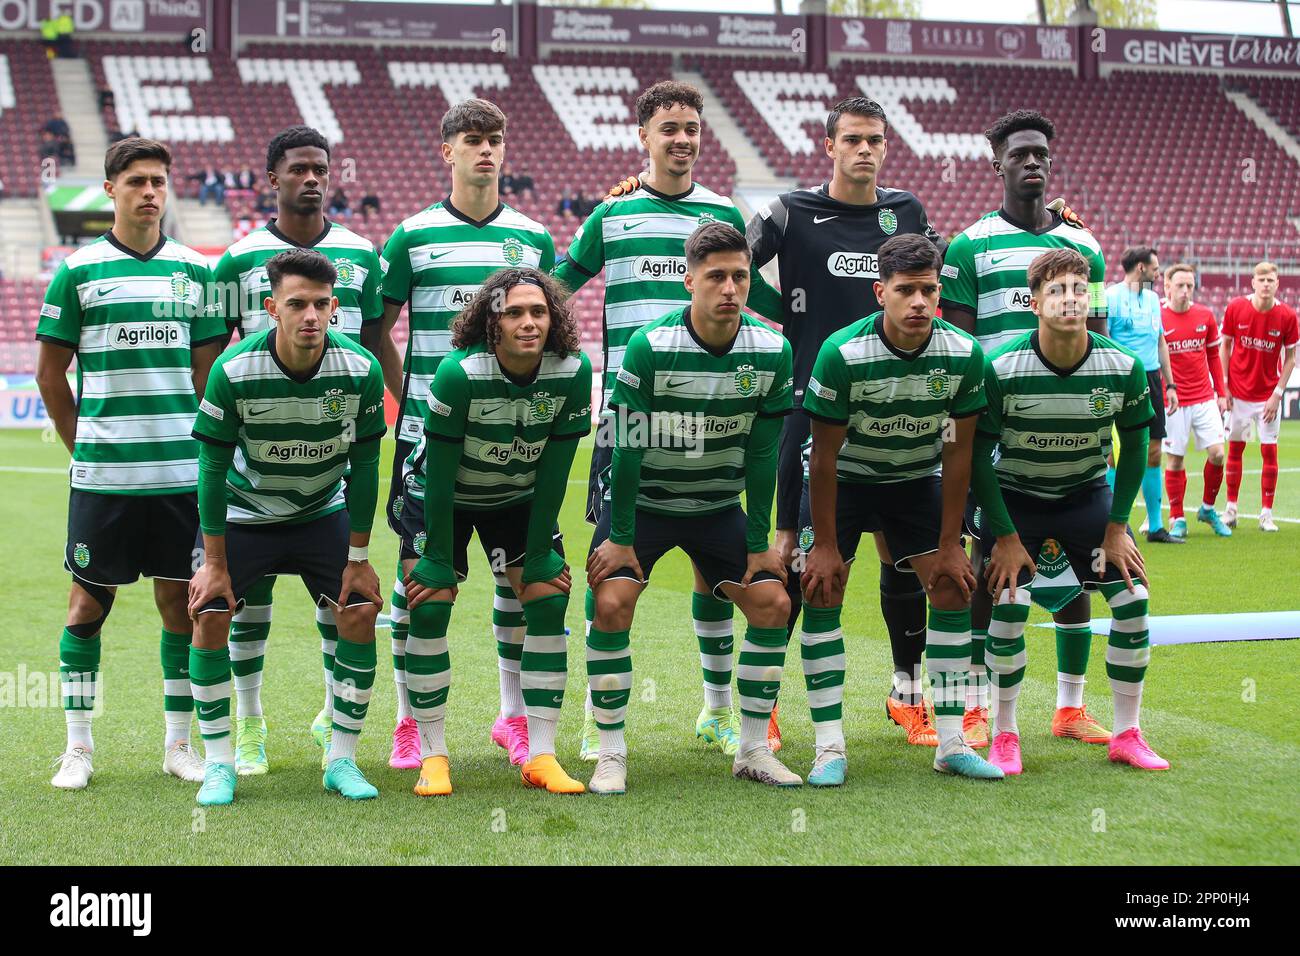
[742,547,786,588]
[1101,523,1145,592]
[587,541,641,588]
[188,563,235,620]
[340,559,382,609]
[927,541,975,603]
[801,545,846,607]
[987,534,1034,601]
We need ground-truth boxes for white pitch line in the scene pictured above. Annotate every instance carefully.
[0,466,65,474]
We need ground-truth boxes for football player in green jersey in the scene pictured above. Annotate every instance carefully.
[399,268,591,796]
[941,110,1112,748]
[972,248,1168,773]
[39,138,226,790]
[798,235,1003,784]
[189,249,387,806]
[378,100,556,772]
[212,125,387,776]
[584,223,795,793]
[553,81,784,762]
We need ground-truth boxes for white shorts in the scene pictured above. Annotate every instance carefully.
[1162,400,1226,456]
[1226,398,1281,445]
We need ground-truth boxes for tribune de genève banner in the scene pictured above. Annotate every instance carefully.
[827,17,1076,63]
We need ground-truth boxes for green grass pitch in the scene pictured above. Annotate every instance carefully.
[1,425,1297,865]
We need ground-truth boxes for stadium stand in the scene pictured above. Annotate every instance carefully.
[2,36,1299,373]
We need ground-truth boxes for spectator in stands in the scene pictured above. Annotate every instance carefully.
[98,87,115,111]
[235,166,256,191]
[58,138,76,167]
[54,13,75,58]
[360,190,381,220]
[254,188,276,214]
[500,165,517,195]
[39,131,61,163]
[43,113,71,140]
[556,189,577,218]
[192,167,226,206]
[574,189,593,216]
[328,187,351,218]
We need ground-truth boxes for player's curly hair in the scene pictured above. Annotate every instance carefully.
[451,268,580,358]
[984,109,1055,155]
[635,81,703,127]
[266,125,330,173]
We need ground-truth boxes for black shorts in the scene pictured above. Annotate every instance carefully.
[398,495,564,581]
[195,509,369,614]
[386,437,416,535]
[588,504,781,599]
[795,476,942,572]
[65,489,198,587]
[1146,370,1166,441]
[978,481,1136,589]
[585,440,612,526]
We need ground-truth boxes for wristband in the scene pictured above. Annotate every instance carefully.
[1165,383,1176,390]
[348,545,369,563]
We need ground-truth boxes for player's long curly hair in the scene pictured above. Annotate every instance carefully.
[451,268,581,358]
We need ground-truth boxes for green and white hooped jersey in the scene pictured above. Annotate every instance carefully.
[36,232,226,494]
[609,307,793,517]
[978,331,1153,500]
[213,220,384,341]
[551,183,751,410]
[801,313,986,484]
[192,329,386,524]
[941,210,1106,353]
[381,201,555,445]
[404,342,592,511]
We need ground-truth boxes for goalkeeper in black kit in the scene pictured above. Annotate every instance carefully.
[746,96,947,749]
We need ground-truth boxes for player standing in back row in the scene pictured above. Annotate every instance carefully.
[942,110,1112,750]
[1220,261,1297,533]
[552,81,783,762]
[211,125,386,776]
[747,95,947,751]
[379,99,556,771]
[39,138,226,790]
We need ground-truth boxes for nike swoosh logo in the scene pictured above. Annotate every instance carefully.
[622,221,645,231]
[810,674,834,686]
[1129,635,1147,645]
[96,285,122,296]
[428,251,453,261]
[479,403,509,416]
[987,642,1014,652]
[813,215,838,224]
[196,705,220,718]
[718,640,733,652]
[596,694,623,705]
[551,694,564,705]
[904,626,926,638]
[1014,402,1041,411]
[761,685,779,694]
[247,407,273,417]
[990,255,1013,266]
[666,379,690,388]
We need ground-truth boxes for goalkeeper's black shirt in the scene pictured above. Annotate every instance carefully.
[746,183,945,529]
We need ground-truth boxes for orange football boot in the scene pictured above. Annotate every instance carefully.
[886,697,938,746]
[1052,706,1111,744]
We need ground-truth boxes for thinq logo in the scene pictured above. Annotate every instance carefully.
[50,886,152,936]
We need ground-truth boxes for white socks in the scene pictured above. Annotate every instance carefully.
[416,719,447,759]
[1057,673,1085,710]
[528,716,557,759]
[327,728,358,762]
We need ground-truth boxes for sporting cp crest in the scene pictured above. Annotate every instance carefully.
[1087,388,1112,418]
[72,543,91,569]
[334,259,356,286]
[529,394,556,422]
[170,272,193,301]
[798,526,815,552]
[925,368,950,399]
[697,211,717,226]
[734,364,758,397]
[321,389,348,420]
[502,238,524,266]
[391,495,404,521]
[878,209,898,235]
[413,531,426,556]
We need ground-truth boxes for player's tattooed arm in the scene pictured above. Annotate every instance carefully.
[35,340,77,453]
[801,418,848,607]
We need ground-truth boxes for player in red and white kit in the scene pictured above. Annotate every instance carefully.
[1161,263,1231,538]
[1221,261,1298,533]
